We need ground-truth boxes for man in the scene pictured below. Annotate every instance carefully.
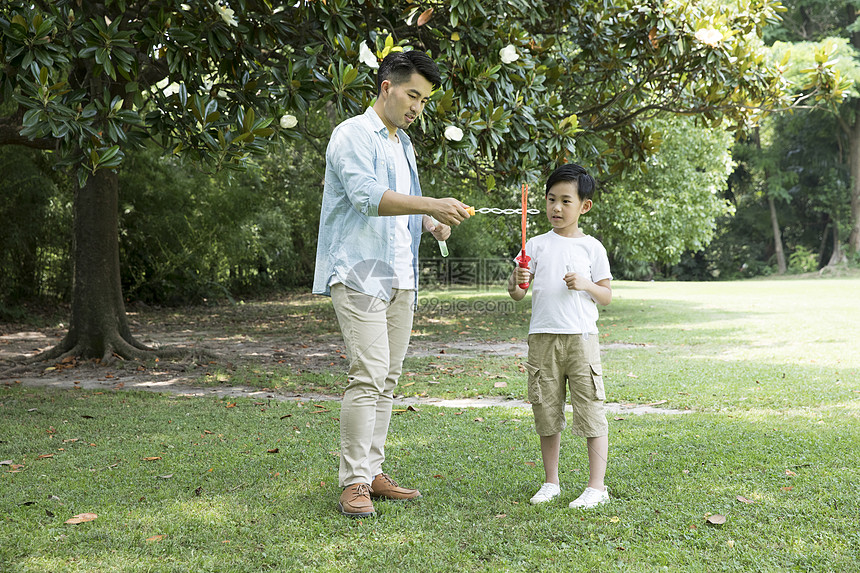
[312,49,471,517]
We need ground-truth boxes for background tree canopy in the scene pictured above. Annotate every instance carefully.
[0,1,853,357]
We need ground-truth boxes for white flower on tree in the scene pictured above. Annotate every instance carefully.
[499,44,519,64]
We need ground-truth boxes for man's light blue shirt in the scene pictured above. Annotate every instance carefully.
[312,107,424,300]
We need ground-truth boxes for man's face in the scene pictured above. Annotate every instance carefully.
[378,72,434,133]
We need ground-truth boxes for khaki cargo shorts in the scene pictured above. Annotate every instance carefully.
[525,333,608,438]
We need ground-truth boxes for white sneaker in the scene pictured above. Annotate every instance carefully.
[568,486,610,509]
[529,482,561,504]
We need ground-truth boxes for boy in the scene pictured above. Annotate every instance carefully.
[508,163,613,509]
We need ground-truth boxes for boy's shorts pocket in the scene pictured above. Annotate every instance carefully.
[589,363,605,401]
[525,362,542,404]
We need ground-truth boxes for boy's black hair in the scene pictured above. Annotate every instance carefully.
[377,50,442,94]
[545,163,596,201]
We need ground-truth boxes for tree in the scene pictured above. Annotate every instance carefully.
[766,1,860,255]
[589,115,736,268]
[1,0,844,363]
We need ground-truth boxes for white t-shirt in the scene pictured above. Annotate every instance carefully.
[523,231,612,334]
[386,135,415,290]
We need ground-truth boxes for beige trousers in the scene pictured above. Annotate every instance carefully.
[330,284,415,487]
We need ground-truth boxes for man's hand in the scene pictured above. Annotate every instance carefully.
[424,215,451,241]
[428,198,471,226]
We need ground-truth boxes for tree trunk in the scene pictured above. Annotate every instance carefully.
[828,212,848,267]
[768,195,787,274]
[849,117,860,253]
[38,169,154,363]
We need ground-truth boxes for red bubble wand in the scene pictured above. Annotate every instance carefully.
[462,184,535,289]
[514,184,531,289]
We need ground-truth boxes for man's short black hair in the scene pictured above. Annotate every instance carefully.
[377,50,442,94]
[545,163,596,201]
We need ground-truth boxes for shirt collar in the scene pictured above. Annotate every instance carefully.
[365,107,411,146]
[365,107,391,136]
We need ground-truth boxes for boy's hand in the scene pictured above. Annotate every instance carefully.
[514,267,531,286]
[564,272,592,291]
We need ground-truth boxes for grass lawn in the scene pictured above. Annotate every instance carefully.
[2,277,859,572]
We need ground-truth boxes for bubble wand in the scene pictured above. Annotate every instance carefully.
[452,186,538,281]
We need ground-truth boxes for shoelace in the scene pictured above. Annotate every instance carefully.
[376,473,399,488]
[348,483,372,500]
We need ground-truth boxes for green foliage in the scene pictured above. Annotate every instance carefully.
[0,146,71,312]
[1,0,855,305]
[117,137,326,304]
[788,244,819,273]
[2,0,847,187]
[591,116,735,268]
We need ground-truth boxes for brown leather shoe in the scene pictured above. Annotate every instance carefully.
[338,483,376,518]
[370,473,422,501]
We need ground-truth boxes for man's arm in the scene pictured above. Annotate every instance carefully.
[377,190,470,227]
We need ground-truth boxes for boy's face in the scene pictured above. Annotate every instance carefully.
[376,72,433,134]
[545,180,593,235]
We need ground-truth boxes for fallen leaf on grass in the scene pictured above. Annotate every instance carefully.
[225,403,237,408]
[781,486,794,491]
[36,454,54,459]
[403,382,415,387]
[65,513,98,525]
[785,470,796,476]
[647,400,668,406]
[493,381,508,388]
[706,514,726,525]
[157,474,173,480]
[146,535,165,542]
[736,496,755,504]
[494,513,506,519]
[142,457,162,462]
[266,449,279,454]
[407,405,419,412]
[524,461,536,467]
[610,516,620,523]
[473,417,484,422]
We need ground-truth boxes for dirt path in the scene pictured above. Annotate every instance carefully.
[1,326,686,415]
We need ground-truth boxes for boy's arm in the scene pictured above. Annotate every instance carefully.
[508,266,533,301]
[588,278,612,306]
